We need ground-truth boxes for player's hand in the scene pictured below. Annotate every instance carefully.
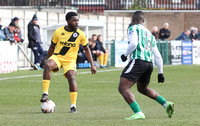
[158,74,165,83]
[90,66,97,74]
[121,54,127,62]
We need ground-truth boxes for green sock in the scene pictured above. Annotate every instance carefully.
[156,95,167,106]
[130,101,142,113]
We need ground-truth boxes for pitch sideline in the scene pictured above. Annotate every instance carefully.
[0,69,121,81]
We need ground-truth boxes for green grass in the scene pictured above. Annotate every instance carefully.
[0,65,200,126]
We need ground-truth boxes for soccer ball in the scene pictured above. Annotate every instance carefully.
[41,100,55,113]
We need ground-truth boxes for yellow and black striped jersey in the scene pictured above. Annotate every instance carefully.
[51,26,88,63]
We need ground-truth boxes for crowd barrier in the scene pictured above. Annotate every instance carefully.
[0,40,200,73]
[170,40,200,65]
[112,40,200,67]
[0,41,18,73]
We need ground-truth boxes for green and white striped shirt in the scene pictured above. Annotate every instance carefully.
[124,24,163,73]
[126,24,156,62]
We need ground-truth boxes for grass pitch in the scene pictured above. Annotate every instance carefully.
[0,65,200,126]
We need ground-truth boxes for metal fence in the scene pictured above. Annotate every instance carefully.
[0,0,199,12]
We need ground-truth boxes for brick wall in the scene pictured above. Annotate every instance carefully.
[105,11,200,40]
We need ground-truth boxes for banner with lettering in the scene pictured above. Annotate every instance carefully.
[182,41,192,65]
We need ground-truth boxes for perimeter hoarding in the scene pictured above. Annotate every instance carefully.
[182,41,192,65]
[115,40,129,67]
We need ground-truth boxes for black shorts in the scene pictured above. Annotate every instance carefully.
[121,59,153,85]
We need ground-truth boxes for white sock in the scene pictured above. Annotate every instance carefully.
[44,92,48,95]
[136,112,143,115]
[163,102,167,108]
[71,104,76,108]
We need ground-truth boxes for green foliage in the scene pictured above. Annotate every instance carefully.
[0,66,200,126]
[128,3,147,10]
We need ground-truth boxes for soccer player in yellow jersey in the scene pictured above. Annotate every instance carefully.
[40,12,97,113]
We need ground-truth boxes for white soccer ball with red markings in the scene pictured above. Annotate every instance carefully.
[41,100,55,113]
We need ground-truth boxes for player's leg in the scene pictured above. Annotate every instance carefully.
[65,70,77,113]
[137,82,160,100]
[40,58,59,102]
[137,82,174,117]
[118,77,145,120]
[103,51,108,67]
[118,77,135,104]
[137,62,174,118]
[98,51,104,68]
[119,59,146,120]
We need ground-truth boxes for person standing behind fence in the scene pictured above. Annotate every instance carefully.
[194,27,199,40]
[152,26,159,39]
[3,22,17,45]
[189,27,199,42]
[96,35,109,68]
[159,23,170,40]
[176,30,190,41]
[27,14,44,70]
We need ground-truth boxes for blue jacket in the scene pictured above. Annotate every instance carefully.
[176,32,190,41]
[3,27,15,43]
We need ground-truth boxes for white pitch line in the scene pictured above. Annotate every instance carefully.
[0,68,121,81]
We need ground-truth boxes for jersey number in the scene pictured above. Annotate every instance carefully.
[143,32,152,51]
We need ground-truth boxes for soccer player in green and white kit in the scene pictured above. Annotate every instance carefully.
[119,11,174,120]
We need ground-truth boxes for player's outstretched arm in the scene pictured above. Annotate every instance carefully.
[83,45,97,74]
[47,43,56,59]
[152,46,165,83]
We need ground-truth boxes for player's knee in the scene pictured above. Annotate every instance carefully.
[118,85,124,94]
[137,87,146,94]
[67,74,75,82]
[44,62,51,70]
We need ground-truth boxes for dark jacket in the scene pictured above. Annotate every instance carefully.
[96,40,105,53]
[159,28,170,40]
[189,33,199,41]
[152,31,159,39]
[27,21,40,48]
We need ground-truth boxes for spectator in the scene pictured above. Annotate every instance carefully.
[3,22,16,45]
[92,34,97,42]
[176,30,190,41]
[0,18,5,41]
[77,44,87,63]
[14,24,23,43]
[159,23,170,40]
[194,27,199,40]
[197,28,200,39]
[96,35,109,68]
[91,34,100,56]
[189,27,199,41]
[11,17,24,42]
[27,14,44,70]
[89,38,100,67]
[89,38,99,60]
[152,26,159,39]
